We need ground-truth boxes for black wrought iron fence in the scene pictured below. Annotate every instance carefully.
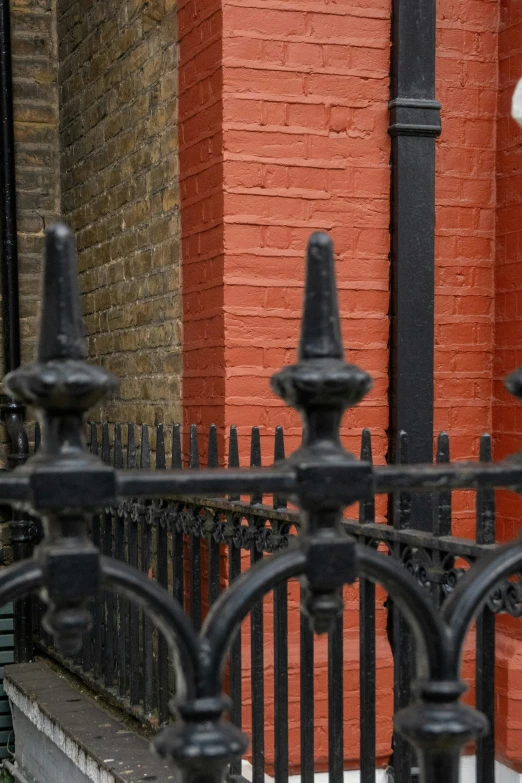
[25,420,502,783]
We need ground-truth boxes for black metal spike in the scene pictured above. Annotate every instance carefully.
[101,423,110,465]
[434,432,451,537]
[274,425,285,462]
[90,423,98,456]
[250,426,261,467]
[228,425,239,468]
[140,425,150,469]
[172,424,182,469]
[114,424,123,469]
[477,433,495,545]
[359,429,375,524]
[38,223,86,363]
[299,232,343,361]
[189,424,199,469]
[395,430,411,530]
[208,424,218,468]
[228,425,239,502]
[250,426,262,505]
[156,424,166,470]
[127,423,136,469]
[5,224,118,420]
[273,426,286,509]
[34,421,41,453]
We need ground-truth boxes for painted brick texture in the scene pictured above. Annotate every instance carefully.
[435,0,497,539]
[493,0,522,766]
[179,0,391,772]
[57,0,181,425]
[220,0,391,468]
[179,0,225,437]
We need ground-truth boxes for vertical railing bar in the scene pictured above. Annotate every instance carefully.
[172,424,184,607]
[391,430,413,782]
[92,509,103,681]
[189,425,202,631]
[250,426,262,506]
[274,580,289,783]
[83,423,98,674]
[140,425,154,714]
[273,425,287,510]
[359,429,376,783]
[476,433,495,783]
[114,423,126,698]
[300,582,314,783]
[328,611,344,783]
[228,426,242,779]
[250,426,264,783]
[273,425,289,783]
[101,424,115,688]
[127,423,140,706]
[228,425,240,502]
[434,432,451,537]
[156,424,170,724]
[208,424,221,607]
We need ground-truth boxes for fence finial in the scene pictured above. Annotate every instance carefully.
[270,231,374,635]
[6,224,118,415]
[39,223,86,362]
[271,232,372,414]
[299,232,343,361]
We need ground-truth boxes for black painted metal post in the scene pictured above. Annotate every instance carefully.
[388,0,441,532]
[0,0,20,375]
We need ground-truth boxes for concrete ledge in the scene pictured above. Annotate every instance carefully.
[4,661,175,783]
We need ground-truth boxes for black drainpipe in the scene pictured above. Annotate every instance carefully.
[386,2,441,780]
[0,0,21,377]
[0,0,34,665]
[388,0,441,531]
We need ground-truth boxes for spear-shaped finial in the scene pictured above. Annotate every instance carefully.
[271,231,372,418]
[298,232,343,361]
[270,231,373,635]
[5,224,118,415]
[2,223,119,658]
[38,223,86,363]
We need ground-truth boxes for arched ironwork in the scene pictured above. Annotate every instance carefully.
[1,224,522,783]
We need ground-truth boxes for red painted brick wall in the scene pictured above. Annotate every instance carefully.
[221,0,391,466]
[220,2,392,769]
[435,0,497,539]
[494,0,522,766]
[179,0,226,438]
[179,0,522,773]
[180,0,392,771]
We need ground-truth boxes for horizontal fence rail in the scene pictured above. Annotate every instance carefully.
[25,421,504,783]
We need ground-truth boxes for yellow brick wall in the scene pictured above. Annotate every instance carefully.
[57,0,181,425]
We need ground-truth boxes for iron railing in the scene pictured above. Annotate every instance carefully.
[23,421,501,783]
[2,225,522,783]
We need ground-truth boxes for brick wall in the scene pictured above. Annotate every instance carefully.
[9,0,61,369]
[435,0,497,539]
[179,0,392,770]
[0,0,60,462]
[57,0,181,425]
[493,0,522,764]
[178,0,225,439]
[220,0,391,467]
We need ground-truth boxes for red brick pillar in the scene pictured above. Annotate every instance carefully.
[179,0,391,462]
[179,0,225,437]
[179,0,392,772]
[493,0,522,767]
